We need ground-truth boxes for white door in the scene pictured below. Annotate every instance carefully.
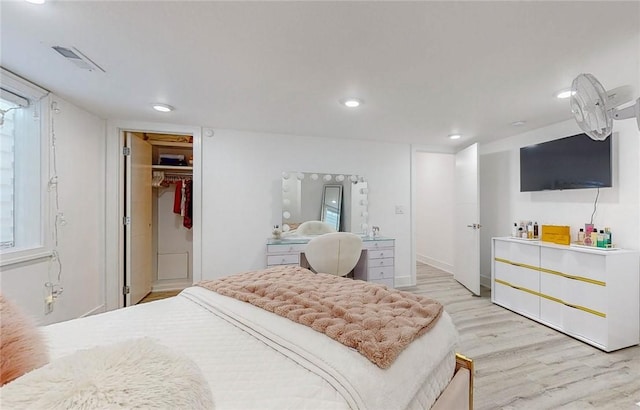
[454,143,480,295]
[125,132,153,305]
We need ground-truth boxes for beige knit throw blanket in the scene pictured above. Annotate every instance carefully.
[197,265,443,369]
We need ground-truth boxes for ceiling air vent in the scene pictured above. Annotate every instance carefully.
[51,46,105,73]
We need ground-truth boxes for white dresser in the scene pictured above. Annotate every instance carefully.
[492,237,639,352]
[266,236,395,287]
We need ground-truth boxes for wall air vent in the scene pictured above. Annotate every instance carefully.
[51,46,105,73]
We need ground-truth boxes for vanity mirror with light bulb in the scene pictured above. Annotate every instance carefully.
[280,171,369,234]
[267,171,395,287]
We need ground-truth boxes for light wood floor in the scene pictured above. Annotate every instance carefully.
[137,290,181,304]
[404,263,640,410]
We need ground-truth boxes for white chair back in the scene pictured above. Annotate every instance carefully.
[304,232,363,276]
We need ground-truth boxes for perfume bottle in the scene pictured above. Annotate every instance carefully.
[597,230,605,248]
[604,227,612,248]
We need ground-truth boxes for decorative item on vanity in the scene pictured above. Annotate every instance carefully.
[272,225,282,240]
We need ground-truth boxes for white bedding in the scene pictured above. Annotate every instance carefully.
[43,286,458,409]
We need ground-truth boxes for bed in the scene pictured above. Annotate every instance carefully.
[3,266,473,409]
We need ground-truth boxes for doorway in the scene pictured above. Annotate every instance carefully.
[123,131,194,306]
[414,151,456,274]
[104,121,202,311]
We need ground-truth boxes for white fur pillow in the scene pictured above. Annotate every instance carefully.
[0,338,214,409]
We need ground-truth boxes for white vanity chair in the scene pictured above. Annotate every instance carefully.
[304,232,363,277]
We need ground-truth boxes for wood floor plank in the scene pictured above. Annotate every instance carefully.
[408,263,640,410]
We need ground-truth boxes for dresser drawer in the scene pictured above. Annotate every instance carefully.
[541,247,606,284]
[367,249,394,260]
[267,243,306,254]
[362,240,394,250]
[368,257,394,268]
[494,258,539,292]
[494,239,539,265]
[267,254,300,266]
[368,266,394,280]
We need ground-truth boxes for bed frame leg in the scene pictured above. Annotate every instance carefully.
[455,353,474,410]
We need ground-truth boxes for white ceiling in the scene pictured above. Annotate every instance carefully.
[1,1,639,148]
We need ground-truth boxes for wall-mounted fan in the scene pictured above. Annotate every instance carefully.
[570,73,640,140]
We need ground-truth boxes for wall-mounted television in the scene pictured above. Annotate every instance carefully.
[520,133,612,192]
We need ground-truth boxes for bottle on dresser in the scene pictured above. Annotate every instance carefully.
[597,230,605,248]
[590,228,599,247]
[577,228,585,244]
[604,227,612,248]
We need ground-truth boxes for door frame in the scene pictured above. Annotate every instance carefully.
[104,120,202,311]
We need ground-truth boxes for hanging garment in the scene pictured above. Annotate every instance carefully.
[180,180,186,217]
[173,180,183,214]
[183,179,193,229]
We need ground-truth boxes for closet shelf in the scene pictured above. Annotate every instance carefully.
[152,165,193,171]
[148,141,192,148]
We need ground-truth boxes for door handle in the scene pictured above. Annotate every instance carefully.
[466,224,482,229]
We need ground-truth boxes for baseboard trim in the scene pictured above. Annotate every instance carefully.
[416,254,453,274]
[152,280,192,292]
[394,275,414,288]
[80,304,105,318]
[480,274,491,289]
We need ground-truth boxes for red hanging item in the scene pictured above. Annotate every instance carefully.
[173,180,183,214]
[183,179,192,229]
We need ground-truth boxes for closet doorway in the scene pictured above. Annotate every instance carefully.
[123,131,194,306]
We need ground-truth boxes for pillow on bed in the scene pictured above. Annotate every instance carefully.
[0,295,49,386]
[0,338,214,409]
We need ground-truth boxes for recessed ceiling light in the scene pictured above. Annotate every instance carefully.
[24,0,45,4]
[152,103,174,113]
[511,120,526,126]
[340,98,363,108]
[555,89,575,99]
[448,134,461,140]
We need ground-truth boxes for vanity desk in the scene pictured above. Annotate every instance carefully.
[266,236,395,288]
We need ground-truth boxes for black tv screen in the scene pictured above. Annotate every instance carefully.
[520,133,612,192]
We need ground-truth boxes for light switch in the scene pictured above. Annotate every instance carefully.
[395,205,404,214]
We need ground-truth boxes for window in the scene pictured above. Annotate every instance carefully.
[0,69,50,265]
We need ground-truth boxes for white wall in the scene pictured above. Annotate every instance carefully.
[414,152,455,272]
[152,187,193,290]
[480,117,640,252]
[0,96,106,324]
[200,129,414,286]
